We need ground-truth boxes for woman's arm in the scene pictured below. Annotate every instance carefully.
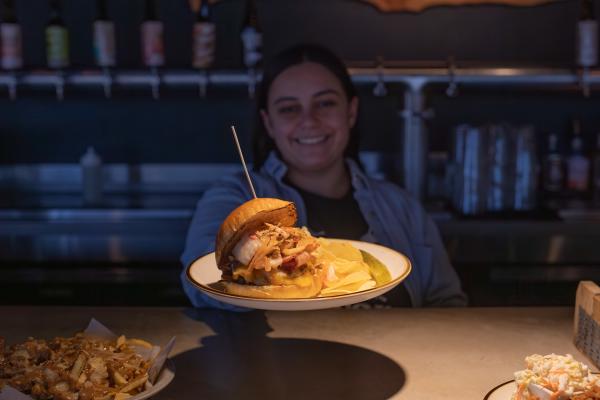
[420,211,468,307]
[180,174,252,310]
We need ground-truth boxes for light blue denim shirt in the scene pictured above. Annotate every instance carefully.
[181,152,467,308]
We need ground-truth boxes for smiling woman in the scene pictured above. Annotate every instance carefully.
[180,44,467,310]
[254,45,361,200]
[258,61,357,199]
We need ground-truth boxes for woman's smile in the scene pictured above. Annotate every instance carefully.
[293,134,331,145]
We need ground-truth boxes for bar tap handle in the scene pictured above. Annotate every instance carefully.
[247,68,257,99]
[445,56,459,98]
[8,73,17,101]
[102,67,113,99]
[55,70,65,101]
[198,69,208,98]
[579,67,591,98]
[575,2,597,98]
[372,56,388,97]
[150,66,160,100]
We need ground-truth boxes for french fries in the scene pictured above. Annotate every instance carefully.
[0,333,157,400]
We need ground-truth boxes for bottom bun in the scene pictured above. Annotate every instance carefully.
[222,274,322,299]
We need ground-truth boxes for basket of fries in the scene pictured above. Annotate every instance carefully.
[0,319,175,400]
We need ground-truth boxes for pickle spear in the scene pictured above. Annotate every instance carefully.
[360,250,392,286]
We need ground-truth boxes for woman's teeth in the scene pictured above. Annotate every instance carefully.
[295,136,328,145]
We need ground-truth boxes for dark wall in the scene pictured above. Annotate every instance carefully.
[15,0,592,68]
[1,0,597,164]
[0,89,400,163]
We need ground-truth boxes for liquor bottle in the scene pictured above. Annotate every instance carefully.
[93,0,115,67]
[577,0,598,68]
[46,0,69,69]
[543,133,564,193]
[566,119,591,194]
[240,0,262,69]
[592,132,600,206]
[141,0,164,67]
[0,0,22,70]
[191,0,215,68]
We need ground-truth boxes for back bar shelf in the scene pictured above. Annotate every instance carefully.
[1,66,598,199]
[0,66,599,92]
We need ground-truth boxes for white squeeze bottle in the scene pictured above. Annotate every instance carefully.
[80,147,103,206]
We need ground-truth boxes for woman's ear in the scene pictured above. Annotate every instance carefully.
[260,109,275,138]
[348,96,359,128]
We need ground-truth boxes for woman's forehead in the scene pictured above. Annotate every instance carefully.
[269,62,344,101]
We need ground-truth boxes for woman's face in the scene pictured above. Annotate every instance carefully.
[261,62,358,174]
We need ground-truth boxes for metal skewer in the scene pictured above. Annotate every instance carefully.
[230,125,257,199]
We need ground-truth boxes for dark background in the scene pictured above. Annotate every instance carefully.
[13,0,589,68]
[1,0,599,165]
[1,0,600,306]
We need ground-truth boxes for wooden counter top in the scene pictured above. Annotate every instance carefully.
[0,307,583,399]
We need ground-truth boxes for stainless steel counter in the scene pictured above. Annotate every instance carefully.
[2,164,600,305]
[0,306,584,400]
[2,204,600,306]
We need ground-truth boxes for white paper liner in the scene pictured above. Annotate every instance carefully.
[0,318,175,400]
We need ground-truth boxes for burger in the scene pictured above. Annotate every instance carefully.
[215,198,323,298]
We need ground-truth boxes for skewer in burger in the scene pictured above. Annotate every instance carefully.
[215,198,323,298]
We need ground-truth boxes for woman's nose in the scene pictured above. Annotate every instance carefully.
[299,108,319,128]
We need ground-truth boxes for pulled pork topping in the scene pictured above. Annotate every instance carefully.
[230,224,320,284]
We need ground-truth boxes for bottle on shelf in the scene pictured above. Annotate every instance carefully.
[191,0,215,69]
[240,0,262,69]
[566,119,591,198]
[593,132,600,206]
[141,0,164,68]
[543,133,564,193]
[0,0,22,70]
[576,0,598,68]
[93,0,115,68]
[46,0,69,69]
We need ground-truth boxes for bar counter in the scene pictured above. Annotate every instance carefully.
[0,306,583,399]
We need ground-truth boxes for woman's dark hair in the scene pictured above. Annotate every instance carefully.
[252,43,361,171]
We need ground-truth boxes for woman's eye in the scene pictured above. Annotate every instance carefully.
[317,99,337,108]
[278,105,300,114]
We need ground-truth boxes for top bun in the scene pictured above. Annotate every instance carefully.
[215,198,297,268]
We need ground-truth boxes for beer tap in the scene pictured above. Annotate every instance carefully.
[579,68,591,98]
[150,66,160,100]
[576,0,597,98]
[7,73,17,101]
[247,68,257,99]
[198,69,208,98]
[55,70,65,101]
[372,56,388,97]
[102,67,112,99]
[446,56,459,98]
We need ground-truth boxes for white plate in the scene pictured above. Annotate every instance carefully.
[130,358,176,400]
[0,359,175,400]
[484,374,600,400]
[186,239,411,311]
[483,380,515,400]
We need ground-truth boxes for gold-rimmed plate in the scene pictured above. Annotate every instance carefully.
[186,239,411,311]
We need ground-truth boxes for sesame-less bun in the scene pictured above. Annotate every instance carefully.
[215,198,297,269]
[221,274,323,299]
